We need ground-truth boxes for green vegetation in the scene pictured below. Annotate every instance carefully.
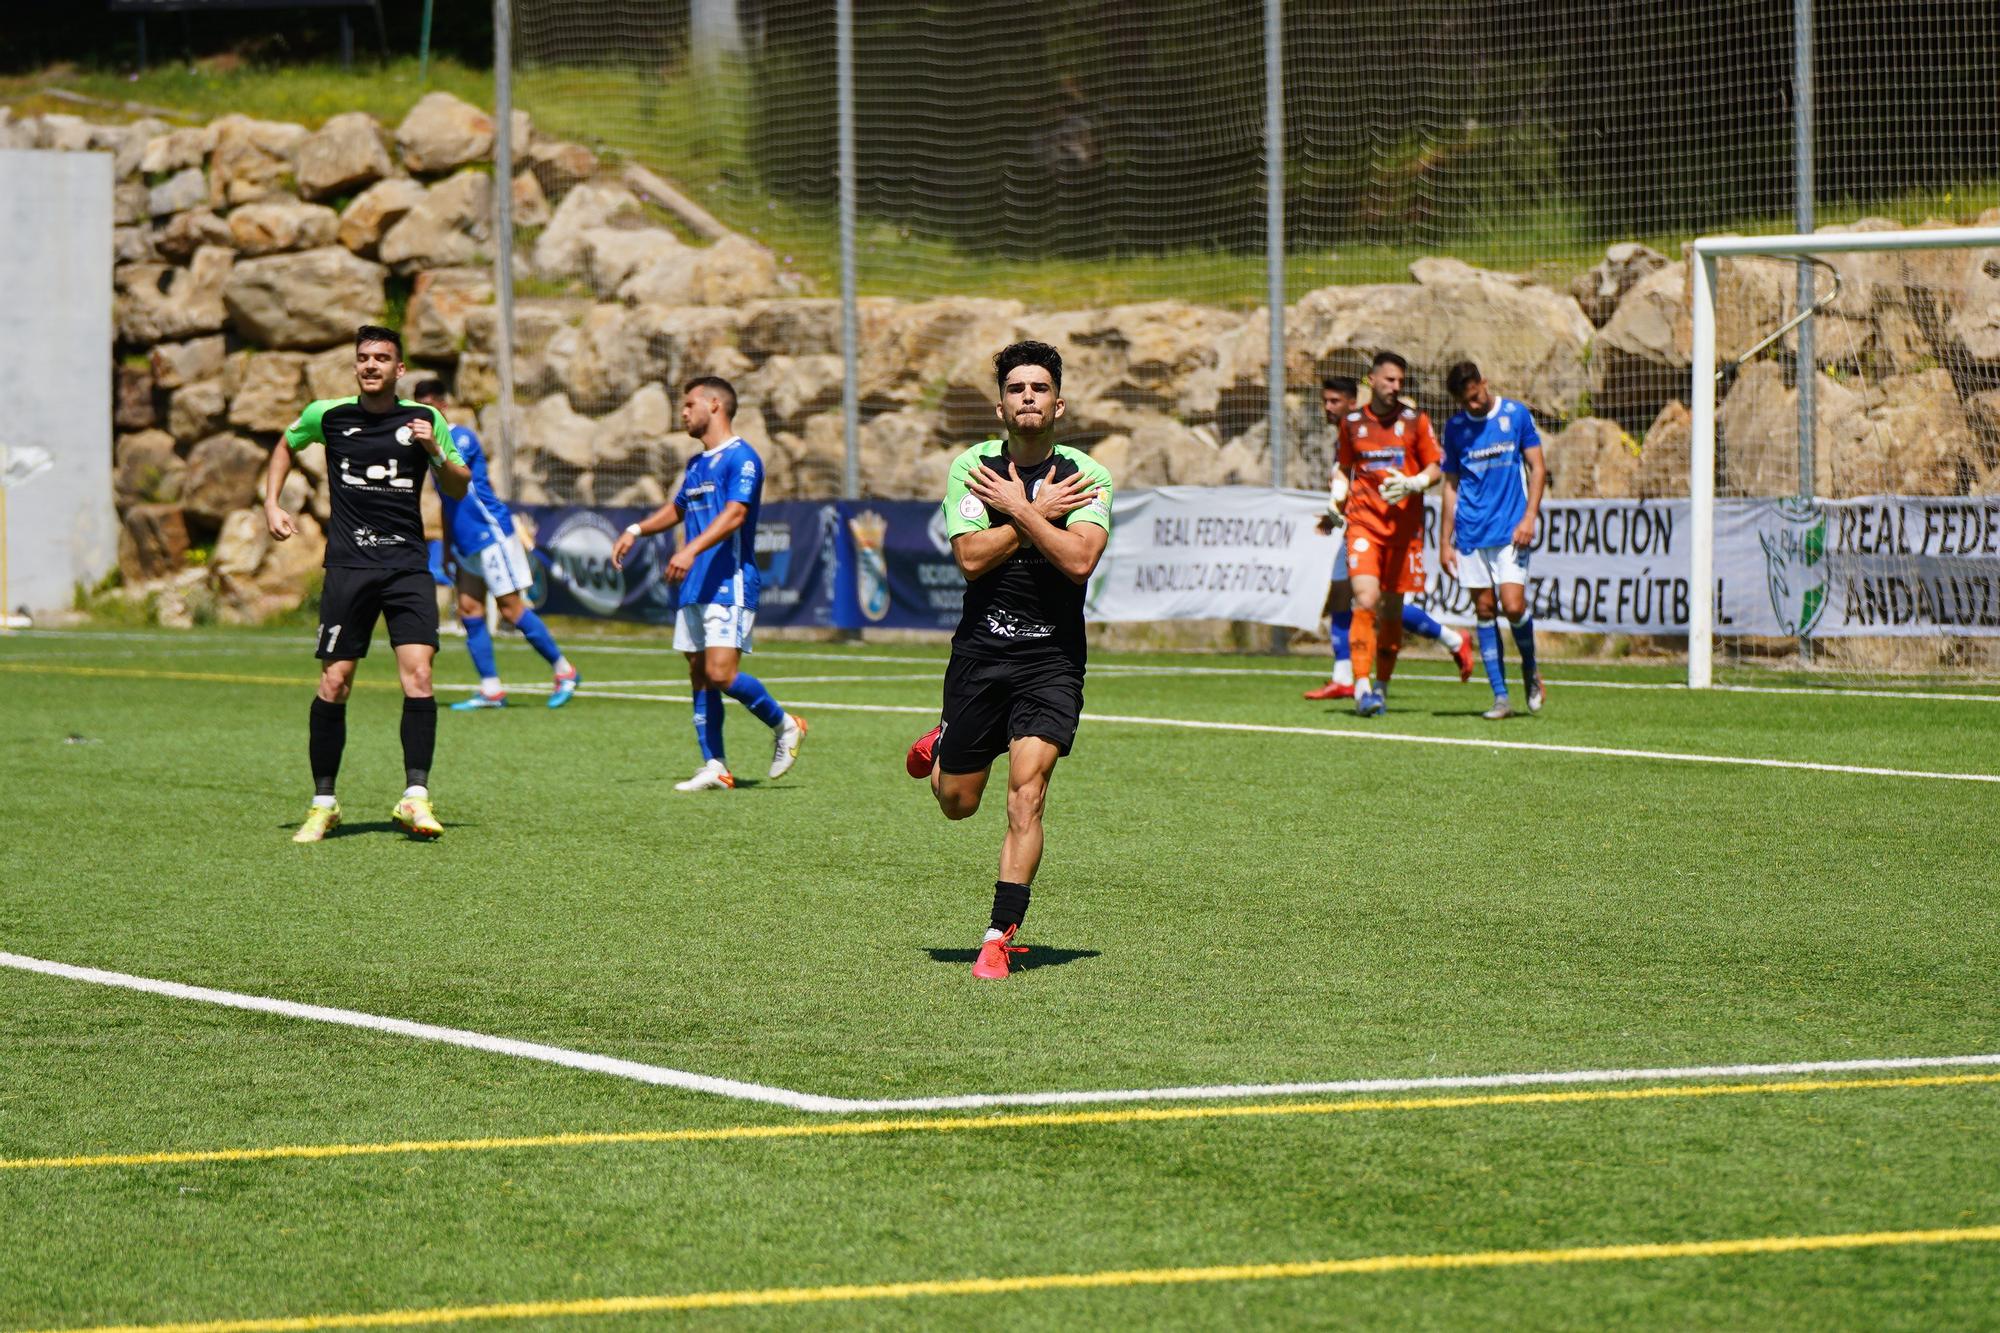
[0,628,1996,1328]
[7,57,2000,309]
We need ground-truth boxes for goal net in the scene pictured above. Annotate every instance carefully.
[1690,226,2000,688]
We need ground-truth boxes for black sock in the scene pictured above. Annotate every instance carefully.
[309,697,345,797]
[401,695,437,789]
[990,880,1031,932]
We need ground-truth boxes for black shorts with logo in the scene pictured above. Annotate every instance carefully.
[315,566,440,660]
[936,652,1084,775]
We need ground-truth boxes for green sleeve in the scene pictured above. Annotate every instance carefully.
[284,400,331,450]
[427,407,464,467]
[943,446,994,539]
[1064,454,1114,532]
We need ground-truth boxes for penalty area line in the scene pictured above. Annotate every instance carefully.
[15,1225,2000,1333]
[4,948,1999,1115]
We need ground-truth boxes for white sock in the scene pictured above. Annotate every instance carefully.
[1333,660,1354,686]
[312,794,336,809]
[1438,625,1464,652]
[404,784,428,800]
[480,677,503,696]
[983,927,1007,943]
[1356,675,1373,695]
[554,658,574,677]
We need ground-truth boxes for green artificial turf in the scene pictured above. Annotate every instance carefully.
[0,627,1996,1330]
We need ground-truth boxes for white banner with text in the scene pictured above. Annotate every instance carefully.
[1086,489,2000,637]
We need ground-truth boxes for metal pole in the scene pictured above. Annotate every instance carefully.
[419,0,435,83]
[492,0,518,499]
[1689,250,1719,690]
[837,0,859,501]
[1793,0,1814,501]
[1264,0,1286,654]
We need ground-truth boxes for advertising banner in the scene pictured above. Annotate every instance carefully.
[515,501,845,629]
[1084,486,1332,631]
[834,499,967,632]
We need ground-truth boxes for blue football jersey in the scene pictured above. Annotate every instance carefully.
[675,437,763,609]
[1441,397,1542,552]
[439,425,516,557]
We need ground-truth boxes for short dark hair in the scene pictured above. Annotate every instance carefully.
[1369,350,1407,375]
[683,375,737,417]
[994,340,1063,395]
[1321,375,1358,396]
[411,378,447,403]
[355,324,402,354]
[1444,361,1483,398]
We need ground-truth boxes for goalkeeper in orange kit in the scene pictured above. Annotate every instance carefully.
[1330,350,1442,717]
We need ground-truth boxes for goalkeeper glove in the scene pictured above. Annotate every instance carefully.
[1379,469,1434,505]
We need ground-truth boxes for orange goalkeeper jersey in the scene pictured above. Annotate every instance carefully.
[1336,400,1440,539]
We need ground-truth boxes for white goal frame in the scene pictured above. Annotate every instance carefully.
[1688,224,2000,688]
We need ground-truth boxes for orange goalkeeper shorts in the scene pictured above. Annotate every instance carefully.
[1347,524,1426,594]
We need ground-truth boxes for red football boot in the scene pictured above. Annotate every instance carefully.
[905,723,942,779]
[1453,635,1477,683]
[972,924,1027,979]
[1303,679,1355,700]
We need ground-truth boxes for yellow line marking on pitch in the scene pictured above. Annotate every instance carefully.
[5,1072,1994,1173]
[14,1224,2000,1333]
[0,664,403,691]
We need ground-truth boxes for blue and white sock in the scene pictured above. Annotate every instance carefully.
[723,672,786,729]
[1330,610,1353,686]
[1509,614,1539,686]
[1400,601,1446,642]
[1477,618,1508,697]
[514,608,563,667]
[462,616,499,684]
[693,689,726,765]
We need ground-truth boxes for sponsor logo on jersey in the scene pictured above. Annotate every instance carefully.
[958,492,986,521]
[338,455,416,490]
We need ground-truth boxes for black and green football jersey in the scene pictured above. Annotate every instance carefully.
[285,397,460,571]
[942,440,1113,668]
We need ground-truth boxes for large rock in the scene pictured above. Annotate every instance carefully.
[114,181,151,227]
[377,169,491,272]
[209,507,271,578]
[582,227,683,297]
[182,433,269,524]
[115,365,157,431]
[516,392,597,470]
[512,170,551,228]
[396,92,494,174]
[118,504,191,581]
[741,299,843,360]
[592,382,677,471]
[116,245,234,344]
[1589,260,1688,431]
[305,345,359,401]
[229,352,312,432]
[740,353,843,431]
[114,226,158,264]
[228,199,340,256]
[114,430,186,509]
[1542,416,1639,498]
[520,137,600,202]
[93,118,170,178]
[224,247,387,349]
[140,125,216,175]
[404,267,494,360]
[1832,368,1983,496]
[167,379,229,443]
[150,335,227,390]
[294,112,393,199]
[1113,416,1226,488]
[207,115,308,206]
[155,208,233,262]
[148,166,210,217]
[213,509,325,622]
[453,352,499,405]
[533,183,642,278]
[336,177,429,257]
[1570,243,1671,328]
[618,234,779,306]
[1715,362,1865,496]
[851,298,1015,413]
[1635,401,1691,498]
[542,304,654,412]
[36,113,93,152]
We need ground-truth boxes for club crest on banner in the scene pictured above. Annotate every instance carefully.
[1757,497,1830,636]
[849,509,890,622]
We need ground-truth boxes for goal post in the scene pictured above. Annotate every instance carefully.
[1687,224,2000,688]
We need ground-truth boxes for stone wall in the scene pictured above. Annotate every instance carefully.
[8,94,1998,625]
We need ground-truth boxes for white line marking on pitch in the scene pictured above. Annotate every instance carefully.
[5,949,1997,1115]
[475,684,2000,784]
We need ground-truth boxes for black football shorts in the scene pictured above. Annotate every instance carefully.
[935,652,1084,775]
[315,566,441,660]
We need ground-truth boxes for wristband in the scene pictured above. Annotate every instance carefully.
[624,523,643,538]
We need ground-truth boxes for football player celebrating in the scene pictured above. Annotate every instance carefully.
[265,325,470,841]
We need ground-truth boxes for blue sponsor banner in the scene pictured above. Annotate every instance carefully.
[835,499,965,631]
[514,501,846,628]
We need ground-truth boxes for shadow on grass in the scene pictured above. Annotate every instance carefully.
[924,945,1102,972]
[271,821,477,837]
